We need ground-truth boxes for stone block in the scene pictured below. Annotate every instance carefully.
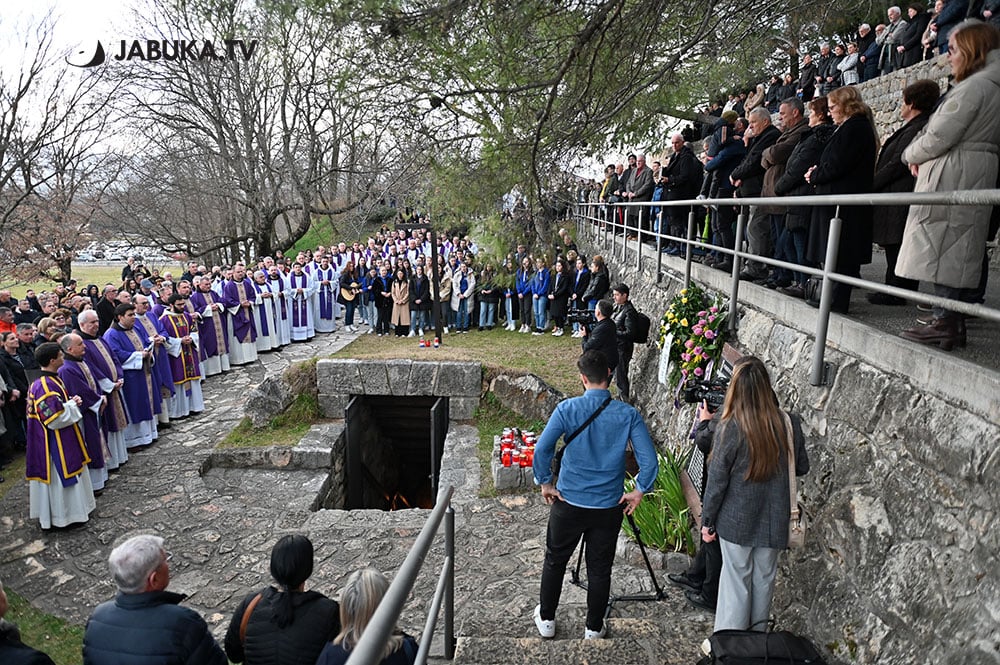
[489,373,562,422]
[385,359,413,395]
[244,375,293,427]
[357,361,390,396]
[407,362,439,396]
[491,458,533,491]
[435,361,481,396]
[316,360,361,395]
[448,396,478,421]
[317,393,349,418]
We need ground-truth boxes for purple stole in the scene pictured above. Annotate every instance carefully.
[109,325,155,419]
[316,268,335,320]
[225,279,257,343]
[137,312,175,402]
[81,337,128,432]
[160,312,201,384]
[253,282,271,336]
[25,373,90,487]
[190,290,228,356]
[270,276,288,319]
[57,360,106,470]
[289,273,310,327]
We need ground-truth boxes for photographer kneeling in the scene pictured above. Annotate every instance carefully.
[531,350,658,640]
[580,299,618,376]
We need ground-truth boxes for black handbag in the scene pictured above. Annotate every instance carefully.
[803,276,822,308]
[698,629,827,664]
[550,396,612,478]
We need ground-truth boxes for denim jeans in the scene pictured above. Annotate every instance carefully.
[457,299,469,330]
[505,296,514,325]
[532,296,548,330]
[479,302,496,328]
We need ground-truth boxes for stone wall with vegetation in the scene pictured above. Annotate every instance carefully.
[582,238,999,665]
[858,55,950,138]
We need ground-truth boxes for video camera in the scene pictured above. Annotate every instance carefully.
[566,309,596,326]
[680,377,729,412]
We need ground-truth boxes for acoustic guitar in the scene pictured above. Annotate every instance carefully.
[340,282,361,302]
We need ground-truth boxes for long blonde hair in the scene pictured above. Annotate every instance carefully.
[334,568,404,659]
[720,357,786,482]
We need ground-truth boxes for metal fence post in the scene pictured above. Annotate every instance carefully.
[636,207,643,272]
[656,210,663,283]
[445,505,455,659]
[684,209,695,288]
[728,207,748,333]
[810,209,842,386]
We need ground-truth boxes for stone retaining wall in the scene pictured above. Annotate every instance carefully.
[857,55,950,138]
[315,359,481,420]
[582,238,999,664]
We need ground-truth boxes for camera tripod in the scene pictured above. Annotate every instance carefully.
[569,511,668,624]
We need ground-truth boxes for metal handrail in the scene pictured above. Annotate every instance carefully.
[346,486,456,665]
[573,189,1000,385]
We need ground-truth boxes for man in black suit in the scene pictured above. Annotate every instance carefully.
[95,284,119,335]
[581,300,618,377]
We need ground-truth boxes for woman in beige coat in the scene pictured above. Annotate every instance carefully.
[390,268,410,336]
[898,21,1000,350]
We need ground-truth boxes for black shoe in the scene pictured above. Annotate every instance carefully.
[739,269,767,282]
[867,292,907,306]
[713,260,733,272]
[668,572,702,592]
[685,590,717,613]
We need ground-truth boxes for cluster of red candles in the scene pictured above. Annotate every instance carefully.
[499,428,536,468]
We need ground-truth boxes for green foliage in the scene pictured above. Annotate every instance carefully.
[5,589,84,665]
[218,392,322,448]
[623,448,696,555]
[474,392,546,498]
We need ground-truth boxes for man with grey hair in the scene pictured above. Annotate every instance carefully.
[880,6,907,74]
[623,153,654,236]
[730,107,781,281]
[83,534,227,665]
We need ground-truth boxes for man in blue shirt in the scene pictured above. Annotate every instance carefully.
[532,350,658,640]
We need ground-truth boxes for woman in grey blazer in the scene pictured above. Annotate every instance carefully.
[700,357,809,633]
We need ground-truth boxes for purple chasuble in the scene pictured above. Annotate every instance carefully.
[223,278,258,343]
[58,359,106,469]
[25,373,91,487]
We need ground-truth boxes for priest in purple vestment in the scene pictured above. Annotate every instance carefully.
[57,334,108,492]
[159,294,204,419]
[134,294,174,426]
[222,263,258,365]
[76,310,129,470]
[189,275,230,376]
[25,342,96,529]
[102,304,157,449]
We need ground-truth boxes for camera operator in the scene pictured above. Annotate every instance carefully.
[668,398,722,613]
[580,299,618,377]
[532,351,658,640]
[611,283,640,401]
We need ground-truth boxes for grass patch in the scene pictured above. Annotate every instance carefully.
[332,327,584,396]
[218,392,323,448]
[5,588,85,665]
[474,392,546,498]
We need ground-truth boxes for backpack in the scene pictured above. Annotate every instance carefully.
[697,630,827,665]
[634,310,652,344]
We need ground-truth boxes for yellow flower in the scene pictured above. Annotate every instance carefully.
[682,298,688,304]
[680,289,688,295]
[680,318,688,327]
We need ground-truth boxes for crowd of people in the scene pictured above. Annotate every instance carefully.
[582,18,999,350]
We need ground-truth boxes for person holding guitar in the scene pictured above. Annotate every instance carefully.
[337,262,362,333]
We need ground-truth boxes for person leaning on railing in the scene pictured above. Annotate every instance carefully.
[898,20,1000,350]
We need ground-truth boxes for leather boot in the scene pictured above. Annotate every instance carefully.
[900,315,964,351]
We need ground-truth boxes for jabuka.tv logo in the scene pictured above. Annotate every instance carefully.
[67,39,258,68]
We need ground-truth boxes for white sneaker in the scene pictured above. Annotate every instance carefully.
[584,625,606,640]
[407,331,416,337]
[349,325,357,332]
[419,328,425,336]
[700,638,712,656]
[443,326,449,334]
[533,605,555,639]
[553,329,563,336]
[366,328,373,334]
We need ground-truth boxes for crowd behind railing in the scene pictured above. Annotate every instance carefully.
[573,18,1000,354]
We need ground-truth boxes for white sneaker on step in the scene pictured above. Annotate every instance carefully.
[584,625,606,640]
[533,605,555,639]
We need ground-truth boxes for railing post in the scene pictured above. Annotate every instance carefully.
[729,207,748,333]
[620,207,627,263]
[810,210,842,386]
[684,209,695,288]
[655,210,663,284]
[445,505,455,659]
[635,207,643,272]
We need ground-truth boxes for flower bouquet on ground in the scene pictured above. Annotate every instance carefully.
[657,283,728,398]
[623,447,695,555]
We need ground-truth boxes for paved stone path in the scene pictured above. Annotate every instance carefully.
[0,329,714,663]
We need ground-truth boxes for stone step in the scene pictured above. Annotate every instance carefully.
[452,617,701,665]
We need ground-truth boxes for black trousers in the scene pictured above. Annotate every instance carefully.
[685,536,722,604]
[614,344,633,401]
[539,500,623,632]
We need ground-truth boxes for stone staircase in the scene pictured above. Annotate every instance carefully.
[452,615,707,665]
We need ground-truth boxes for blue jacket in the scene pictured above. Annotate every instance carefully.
[83,591,227,665]
[516,268,533,296]
[533,389,658,509]
[530,268,551,296]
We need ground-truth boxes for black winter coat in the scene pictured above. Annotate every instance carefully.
[775,123,836,231]
[871,114,930,244]
[83,591,227,665]
[806,115,877,268]
[224,587,340,665]
[581,270,609,303]
[581,318,619,372]
[547,270,571,319]
[0,620,55,665]
[730,125,781,198]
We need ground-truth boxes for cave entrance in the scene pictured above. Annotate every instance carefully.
[344,395,449,510]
